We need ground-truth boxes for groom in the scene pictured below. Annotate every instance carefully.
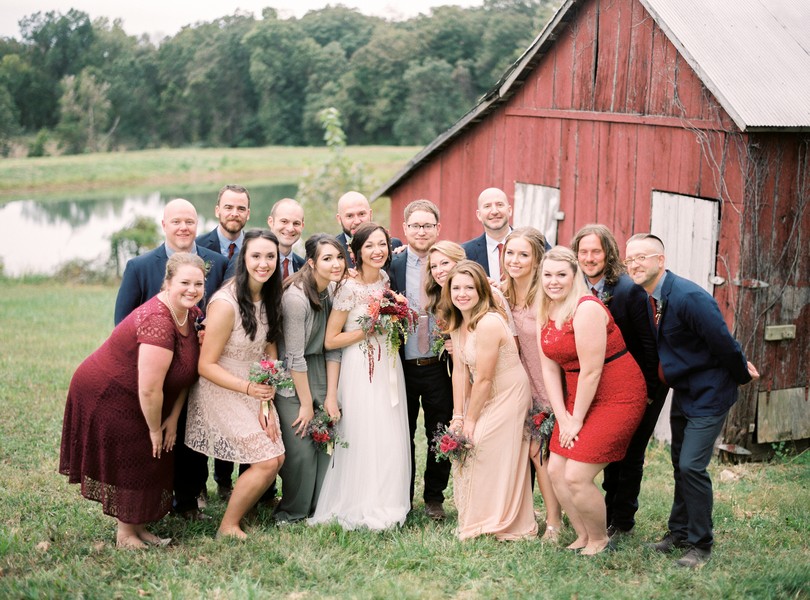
[389,199,452,520]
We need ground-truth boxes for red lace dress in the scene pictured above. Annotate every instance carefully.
[541,297,647,463]
[59,296,201,523]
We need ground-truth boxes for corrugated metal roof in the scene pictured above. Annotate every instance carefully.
[373,0,810,199]
[641,0,810,131]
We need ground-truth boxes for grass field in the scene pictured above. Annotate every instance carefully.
[1,280,808,599]
[0,146,420,202]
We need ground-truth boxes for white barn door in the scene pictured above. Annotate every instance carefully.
[650,191,720,442]
[513,183,561,245]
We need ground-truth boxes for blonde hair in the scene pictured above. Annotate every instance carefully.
[537,246,589,329]
[163,252,206,286]
[501,226,546,309]
[439,260,506,333]
[424,241,466,315]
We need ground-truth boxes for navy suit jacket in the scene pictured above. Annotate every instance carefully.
[603,273,667,401]
[337,231,403,268]
[114,243,229,325]
[654,270,751,416]
[196,227,239,279]
[461,233,490,276]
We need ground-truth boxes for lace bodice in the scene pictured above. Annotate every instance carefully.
[209,284,269,363]
[332,272,390,334]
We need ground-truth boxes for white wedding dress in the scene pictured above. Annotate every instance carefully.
[309,273,411,530]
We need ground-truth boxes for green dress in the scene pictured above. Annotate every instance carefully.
[274,286,335,522]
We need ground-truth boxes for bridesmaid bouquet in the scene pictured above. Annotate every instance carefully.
[249,357,295,418]
[305,408,348,455]
[525,399,556,463]
[357,288,418,381]
[432,425,474,466]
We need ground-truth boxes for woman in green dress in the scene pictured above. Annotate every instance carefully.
[274,234,347,522]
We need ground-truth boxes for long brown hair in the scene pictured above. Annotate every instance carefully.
[439,260,505,333]
[571,224,624,286]
[283,234,347,311]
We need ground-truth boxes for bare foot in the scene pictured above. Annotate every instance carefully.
[566,537,588,551]
[541,524,562,543]
[138,531,172,547]
[217,525,247,540]
[116,535,147,549]
[580,539,611,555]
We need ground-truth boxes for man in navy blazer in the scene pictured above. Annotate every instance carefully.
[461,187,513,280]
[626,233,759,568]
[196,184,252,281]
[267,198,306,277]
[388,199,452,521]
[335,191,401,266]
[573,225,668,539]
[114,198,229,521]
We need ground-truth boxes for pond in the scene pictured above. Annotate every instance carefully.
[0,184,298,277]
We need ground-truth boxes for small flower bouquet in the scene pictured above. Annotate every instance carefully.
[305,407,348,455]
[525,399,556,464]
[432,424,474,466]
[357,288,418,381]
[429,321,448,357]
[249,357,295,418]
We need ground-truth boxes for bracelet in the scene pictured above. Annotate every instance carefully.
[451,414,464,420]
[245,381,251,395]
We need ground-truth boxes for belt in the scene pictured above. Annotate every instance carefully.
[403,356,441,367]
[565,348,628,373]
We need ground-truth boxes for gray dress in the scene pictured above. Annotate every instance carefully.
[274,283,340,522]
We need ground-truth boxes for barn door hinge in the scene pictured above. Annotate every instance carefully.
[732,278,770,289]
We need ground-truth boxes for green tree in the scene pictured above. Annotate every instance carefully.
[0,84,21,155]
[299,6,377,58]
[56,68,112,153]
[393,59,472,145]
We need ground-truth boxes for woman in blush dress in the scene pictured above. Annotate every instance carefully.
[274,234,347,523]
[501,227,563,543]
[60,253,206,549]
[184,230,285,539]
[439,260,537,541]
[537,247,647,555]
[309,223,411,531]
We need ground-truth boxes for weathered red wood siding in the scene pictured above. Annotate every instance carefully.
[384,0,809,446]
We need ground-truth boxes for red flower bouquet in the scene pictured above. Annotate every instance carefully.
[525,399,556,463]
[432,424,474,465]
[357,288,418,381]
[305,407,348,455]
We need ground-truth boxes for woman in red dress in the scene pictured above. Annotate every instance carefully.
[537,247,646,555]
[60,253,206,549]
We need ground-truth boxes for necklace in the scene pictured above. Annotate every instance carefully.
[164,292,189,327]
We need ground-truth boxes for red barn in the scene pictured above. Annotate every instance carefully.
[374,0,809,451]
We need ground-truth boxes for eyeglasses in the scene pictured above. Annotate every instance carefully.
[623,254,662,266]
[406,223,437,232]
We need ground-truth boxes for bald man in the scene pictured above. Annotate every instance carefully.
[113,198,229,521]
[461,187,513,281]
[335,191,401,266]
[267,198,306,278]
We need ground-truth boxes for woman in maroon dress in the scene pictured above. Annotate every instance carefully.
[537,247,646,556]
[60,253,206,549]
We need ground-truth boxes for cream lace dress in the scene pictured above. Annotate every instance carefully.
[185,284,285,463]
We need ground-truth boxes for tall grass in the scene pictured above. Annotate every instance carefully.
[1,280,808,598]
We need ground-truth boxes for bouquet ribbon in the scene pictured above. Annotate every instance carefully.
[388,354,399,407]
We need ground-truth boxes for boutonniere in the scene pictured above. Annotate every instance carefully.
[597,290,613,305]
[203,260,213,275]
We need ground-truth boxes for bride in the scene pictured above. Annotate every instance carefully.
[309,222,411,530]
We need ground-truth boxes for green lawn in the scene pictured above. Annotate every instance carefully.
[1,280,808,598]
[0,146,420,201]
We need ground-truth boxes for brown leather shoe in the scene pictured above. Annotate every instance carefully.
[424,501,446,521]
[217,484,233,501]
[676,547,711,568]
[177,509,213,521]
[647,533,687,553]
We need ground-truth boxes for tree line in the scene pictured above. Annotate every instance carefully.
[0,1,559,156]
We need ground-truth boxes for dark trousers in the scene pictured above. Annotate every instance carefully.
[173,405,209,513]
[403,360,453,505]
[214,459,235,488]
[603,392,666,530]
[667,401,728,550]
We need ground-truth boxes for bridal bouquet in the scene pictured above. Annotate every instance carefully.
[525,399,556,463]
[249,357,295,418]
[432,424,474,466]
[357,288,418,381]
[305,407,348,455]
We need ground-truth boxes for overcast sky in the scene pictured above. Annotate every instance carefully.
[1,1,483,40]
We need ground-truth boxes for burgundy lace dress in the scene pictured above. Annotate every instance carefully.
[541,297,647,463]
[59,296,201,524]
